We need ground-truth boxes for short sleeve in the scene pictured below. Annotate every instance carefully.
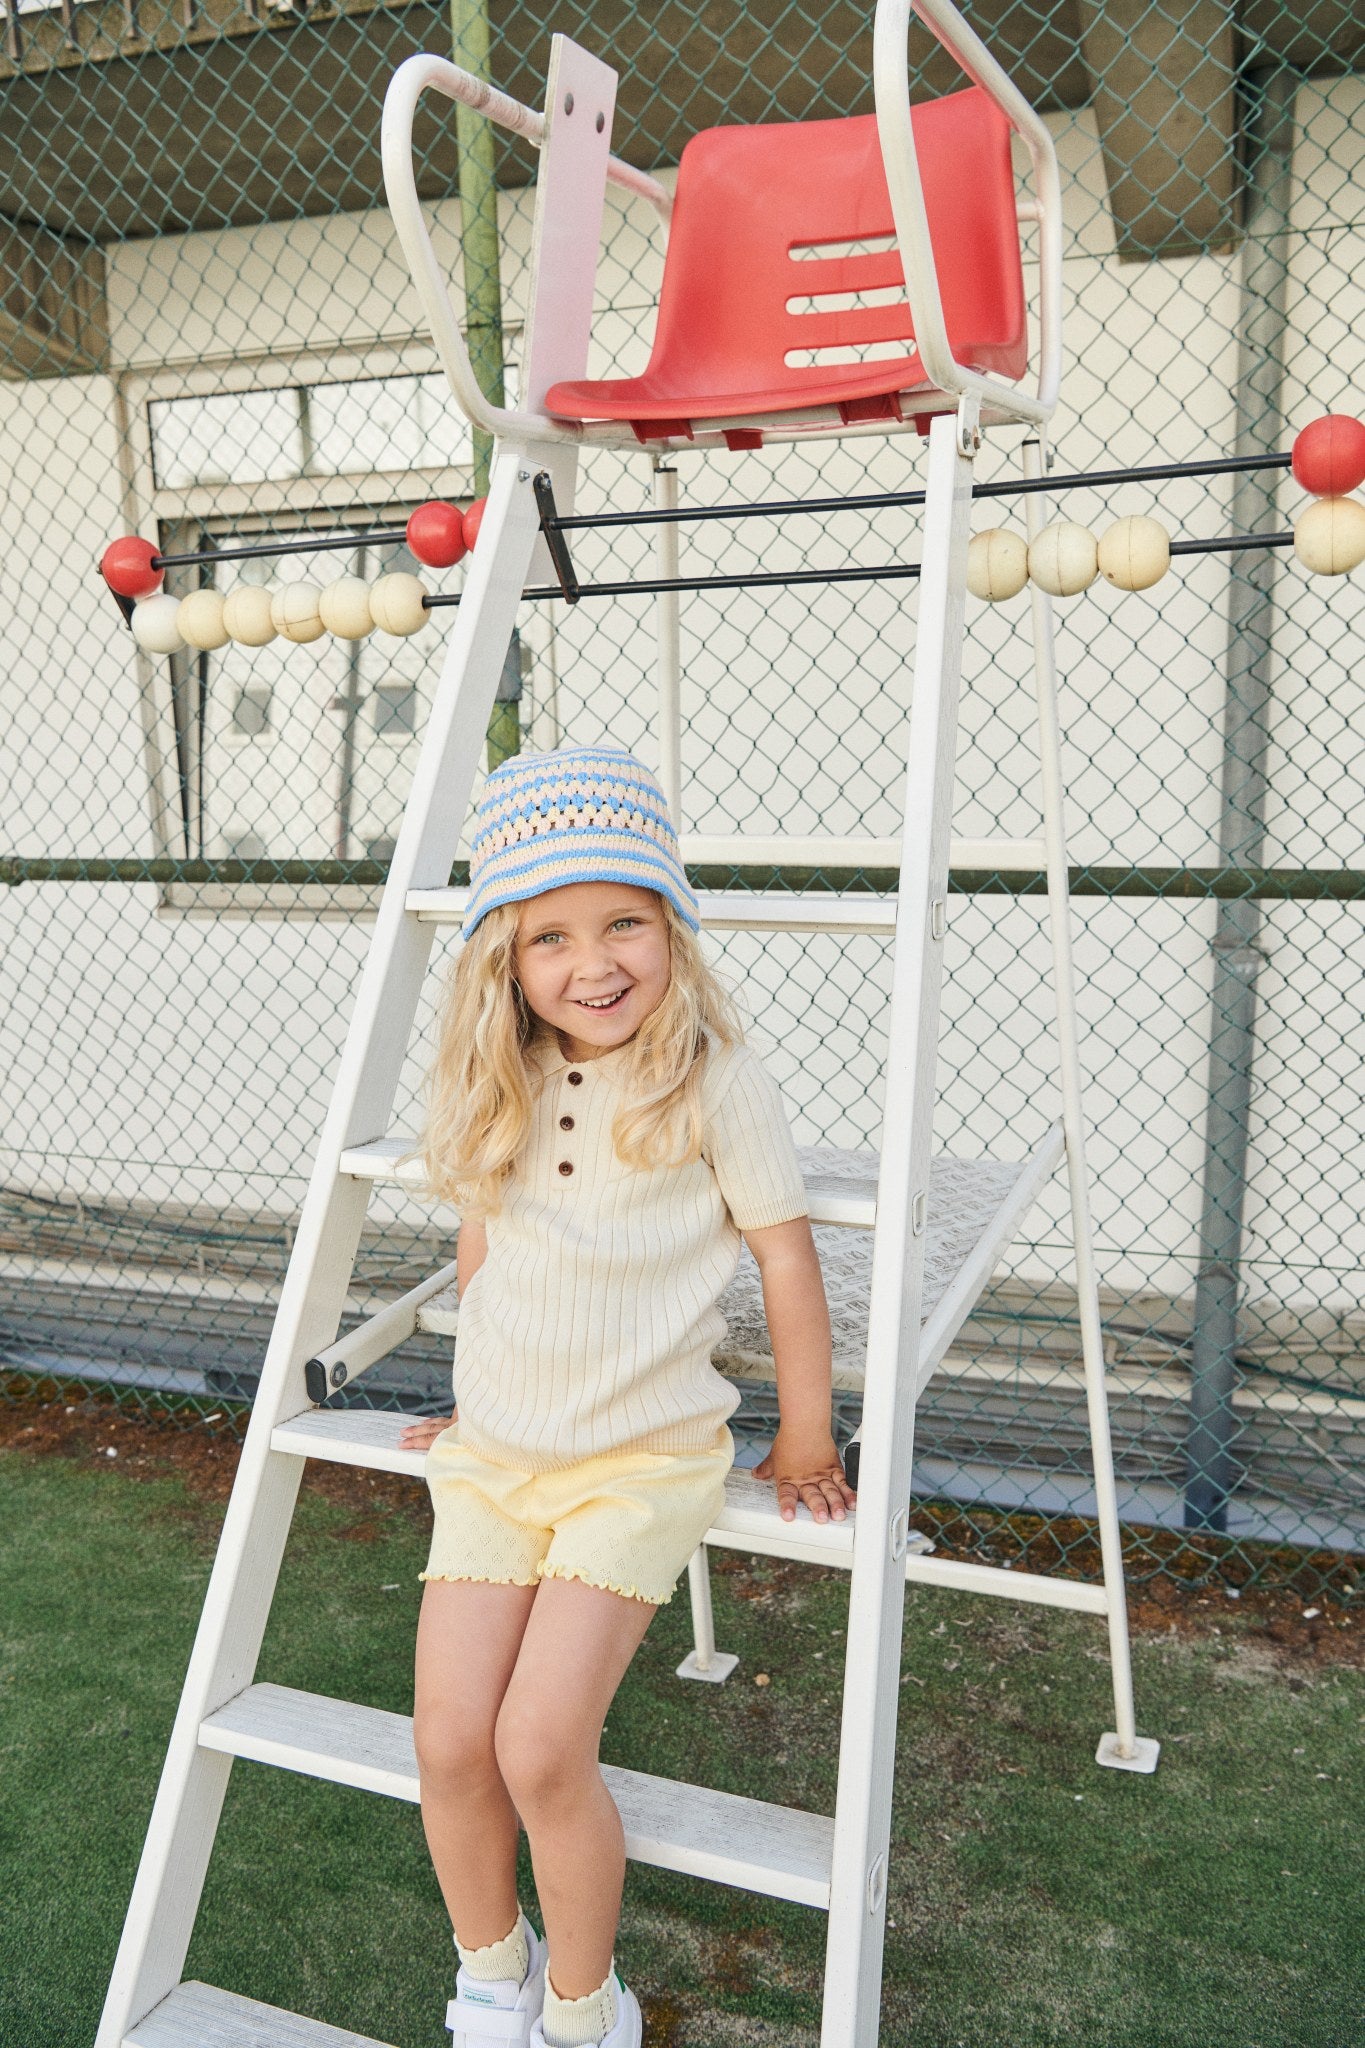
[702,1043,810,1231]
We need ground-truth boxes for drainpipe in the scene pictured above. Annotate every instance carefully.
[451,0,519,768]
[1185,65,1297,1532]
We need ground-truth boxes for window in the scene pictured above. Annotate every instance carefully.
[147,364,520,492]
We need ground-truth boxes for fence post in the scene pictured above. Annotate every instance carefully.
[1185,64,1298,1532]
[450,0,519,769]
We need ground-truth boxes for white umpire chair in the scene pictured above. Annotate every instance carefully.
[98,6,1157,2047]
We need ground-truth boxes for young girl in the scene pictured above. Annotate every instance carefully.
[398,743,855,2048]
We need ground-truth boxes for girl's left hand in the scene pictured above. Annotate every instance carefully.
[753,1426,858,1524]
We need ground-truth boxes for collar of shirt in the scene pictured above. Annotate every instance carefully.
[526,1023,637,1080]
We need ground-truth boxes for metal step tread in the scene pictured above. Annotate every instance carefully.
[269,1408,1105,1613]
[405,838,1050,933]
[124,1979,394,2047]
[199,1682,834,1909]
[343,1122,1064,1245]
[348,1130,1064,1391]
[340,1134,882,1227]
[273,1410,864,1566]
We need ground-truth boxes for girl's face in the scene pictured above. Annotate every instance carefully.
[513,882,672,1062]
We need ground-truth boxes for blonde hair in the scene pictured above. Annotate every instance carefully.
[419,891,745,1217]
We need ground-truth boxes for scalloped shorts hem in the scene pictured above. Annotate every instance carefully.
[421,1428,734,1609]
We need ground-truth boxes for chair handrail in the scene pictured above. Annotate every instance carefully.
[381,53,671,443]
[873,0,1062,426]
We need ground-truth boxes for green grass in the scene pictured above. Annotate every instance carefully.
[2,1445,1361,2048]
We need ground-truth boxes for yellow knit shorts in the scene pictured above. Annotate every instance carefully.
[420,1427,735,1607]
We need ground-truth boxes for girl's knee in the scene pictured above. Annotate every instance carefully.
[413,1704,500,1793]
[493,1697,596,1811]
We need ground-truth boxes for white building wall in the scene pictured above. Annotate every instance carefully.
[1,87,1363,1325]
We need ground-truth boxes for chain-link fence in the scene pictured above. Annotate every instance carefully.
[2,0,1363,1597]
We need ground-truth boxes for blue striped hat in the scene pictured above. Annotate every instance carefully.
[461,744,700,941]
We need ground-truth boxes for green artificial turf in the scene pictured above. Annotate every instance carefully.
[2,1444,1361,2048]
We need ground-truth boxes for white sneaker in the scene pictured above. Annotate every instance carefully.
[447,1912,548,2048]
[529,1971,642,2048]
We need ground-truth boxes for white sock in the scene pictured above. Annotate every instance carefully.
[541,1963,618,2046]
[455,1910,530,1985]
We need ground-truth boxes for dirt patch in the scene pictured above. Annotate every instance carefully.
[2,1382,1360,1662]
[0,1381,428,1520]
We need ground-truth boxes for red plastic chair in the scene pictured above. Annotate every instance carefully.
[546,90,1026,448]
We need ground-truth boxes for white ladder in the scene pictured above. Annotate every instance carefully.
[97,22,1158,2048]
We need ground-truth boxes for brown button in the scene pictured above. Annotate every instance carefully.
[567,1070,583,1085]
[558,1160,574,1176]
[559,1114,574,1131]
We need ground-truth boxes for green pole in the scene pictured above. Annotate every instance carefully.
[450,0,520,768]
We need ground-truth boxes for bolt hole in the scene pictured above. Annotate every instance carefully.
[564,92,574,114]
[596,111,605,132]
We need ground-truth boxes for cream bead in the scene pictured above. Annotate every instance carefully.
[1097,516,1171,592]
[318,577,375,639]
[222,586,278,647]
[369,571,429,637]
[271,582,326,644]
[130,593,186,655]
[1028,520,1098,597]
[176,588,230,652]
[1293,496,1365,576]
[966,528,1029,601]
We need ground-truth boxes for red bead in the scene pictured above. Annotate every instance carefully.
[463,497,487,551]
[101,536,162,598]
[405,500,468,569]
[1291,415,1365,499]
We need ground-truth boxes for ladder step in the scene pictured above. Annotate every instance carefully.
[407,838,1050,935]
[271,1408,1104,1613]
[199,1683,835,1909]
[337,1133,1064,1392]
[124,1979,395,2047]
[409,885,900,934]
[342,1137,880,1226]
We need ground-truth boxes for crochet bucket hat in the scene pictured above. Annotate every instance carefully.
[461,744,700,941]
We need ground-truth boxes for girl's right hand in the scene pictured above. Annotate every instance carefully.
[397,1408,458,1451]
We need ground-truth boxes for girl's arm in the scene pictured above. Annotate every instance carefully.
[742,1215,857,1524]
[396,1218,488,1450]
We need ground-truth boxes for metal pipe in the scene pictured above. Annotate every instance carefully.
[549,450,1295,531]
[654,464,683,820]
[421,528,1295,611]
[6,857,1365,899]
[450,0,519,769]
[1185,67,1298,1533]
[141,451,1301,575]
[1021,438,1138,1757]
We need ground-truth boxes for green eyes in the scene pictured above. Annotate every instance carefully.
[532,918,639,945]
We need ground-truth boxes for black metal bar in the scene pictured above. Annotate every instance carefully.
[531,470,580,603]
[134,451,1298,577]
[153,526,408,572]
[547,450,1296,533]
[425,560,927,607]
[1170,531,1292,557]
[422,526,1295,609]
[6,856,1365,901]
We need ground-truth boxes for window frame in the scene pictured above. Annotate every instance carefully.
[118,338,495,919]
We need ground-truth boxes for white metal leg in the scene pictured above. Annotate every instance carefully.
[1021,441,1157,1776]
[676,1543,739,1683]
[95,447,553,2046]
[654,461,683,820]
[821,413,977,2048]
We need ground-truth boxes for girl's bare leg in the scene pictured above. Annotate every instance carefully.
[413,1576,539,1946]
[493,1576,658,1998]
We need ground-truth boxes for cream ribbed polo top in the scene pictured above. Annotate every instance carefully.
[450,1025,810,1471]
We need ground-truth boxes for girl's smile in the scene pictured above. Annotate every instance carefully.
[514,881,672,1062]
